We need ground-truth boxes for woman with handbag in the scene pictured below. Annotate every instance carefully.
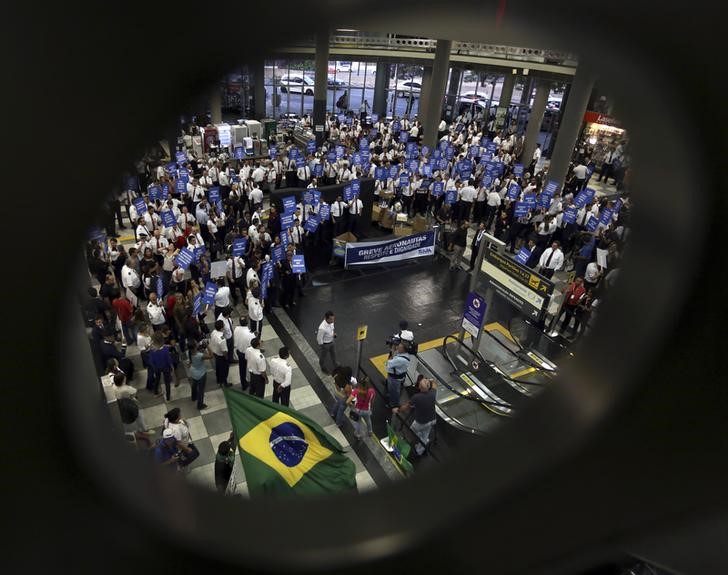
[163,408,200,468]
[347,377,375,440]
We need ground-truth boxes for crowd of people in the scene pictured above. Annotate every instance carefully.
[85,104,630,471]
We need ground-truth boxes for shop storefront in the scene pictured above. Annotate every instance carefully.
[580,110,627,166]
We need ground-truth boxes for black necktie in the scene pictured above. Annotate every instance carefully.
[545,250,554,268]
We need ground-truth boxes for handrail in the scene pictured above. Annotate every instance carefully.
[278,33,578,68]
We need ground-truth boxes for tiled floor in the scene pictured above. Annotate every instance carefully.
[102,205,376,496]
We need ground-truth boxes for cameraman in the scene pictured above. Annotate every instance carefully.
[388,320,415,356]
[385,342,410,410]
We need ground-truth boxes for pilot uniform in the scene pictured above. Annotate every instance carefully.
[245,345,267,398]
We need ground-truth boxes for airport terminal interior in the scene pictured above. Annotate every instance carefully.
[79,28,662,574]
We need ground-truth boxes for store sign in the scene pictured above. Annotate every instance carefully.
[481,250,554,319]
[583,111,623,129]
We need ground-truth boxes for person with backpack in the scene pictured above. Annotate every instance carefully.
[336,90,348,113]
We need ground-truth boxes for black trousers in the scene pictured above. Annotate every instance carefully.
[237,350,248,390]
[154,367,172,400]
[272,382,291,406]
[214,354,229,385]
[249,318,262,337]
[249,373,266,398]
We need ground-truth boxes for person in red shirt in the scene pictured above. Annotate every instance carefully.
[553,277,587,337]
[112,295,137,345]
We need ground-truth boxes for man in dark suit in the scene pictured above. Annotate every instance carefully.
[468,222,486,272]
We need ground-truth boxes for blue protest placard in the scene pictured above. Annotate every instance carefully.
[295,157,305,169]
[515,247,532,266]
[271,244,285,263]
[388,165,399,179]
[399,130,409,143]
[233,146,244,160]
[193,292,203,316]
[351,180,360,195]
[343,185,354,202]
[574,188,595,209]
[461,292,486,338]
[544,180,560,196]
[432,181,445,197]
[507,182,521,200]
[460,169,472,181]
[523,193,537,207]
[156,276,164,298]
[232,237,248,257]
[175,180,186,195]
[160,183,170,199]
[392,120,401,132]
[306,139,317,154]
[433,149,442,160]
[202,281,218,305]
[371,113,379,123]
[303,190,314,206]
[327,151,337,163]
[280,212,295,230]
[406,141,416,155]
[407,159,419,173]
[468,145,479,158]
[360,149,370,162]
[208,187,220,204]
[446,146,455,161]
[352,152,362,166]
[375,166,386,181]
[599,208,613,226]
[288,147,299,160]
[319,203,331,221]
[585,215,599,232]
[513,164,524,177]
[175,247,194,270]
[175,151,186,164]
[438,158,449,171]
[423,163,432,177]
[194,245,206,263]
[269,145,278,158]
[421,145,430,157]
[148,185,161,202]
[279,230,289,249]
[304,215,320,233]
[562,206,578,224]
[133,196,147,215]
[292,255,306,274]
[282,196,297,215]
[178,168,189,183]
[537,193,552,210]
[486,141,497,153]
[439,139,448,151]
[514,202,530,218]
[445,189,457,205]
[161,210,176,228]
[359,138,368,151]
[311,189,321,205]
[613,198,623,212]
[399,174,410,187]
[335,145,344,159]
[166,162,177,174]
[313,163,323,177]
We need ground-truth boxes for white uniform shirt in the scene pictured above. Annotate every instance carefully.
[247,295,263,321]
[233,325,256,354]
[208,330,227,356]
[538,247,564,271]
[269,356,292,387]
[316,319,335,345]
[216,313,233,339]
[348,198,363,215]
[245,346,267,374]
[146,301,166,325]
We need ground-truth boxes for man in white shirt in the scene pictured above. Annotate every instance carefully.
[296,163,311,187]
[213,277,231,319]
[538,241,564,279]
[458,181,477,222]
[209,320,231,387]
[199,170,213,190]
[347,195,364,234]
[146,292,166,331]
[249,184,264,212]
[245,337,268,398]
[121,258,141,298]
[217,307,235,363]
[233,319,256,391]
[251,163,266,185]
[247,286,264,336]
[269,347,293,406]
[572,162,588,190]
[316,310,337,374]
[330,194,348,236]
[485,187,501,229]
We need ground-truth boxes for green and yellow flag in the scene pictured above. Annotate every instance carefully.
[223,387,356,497]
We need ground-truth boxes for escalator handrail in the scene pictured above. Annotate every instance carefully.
[480,329,557,386]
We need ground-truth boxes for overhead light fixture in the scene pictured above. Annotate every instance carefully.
[336,28,358,32]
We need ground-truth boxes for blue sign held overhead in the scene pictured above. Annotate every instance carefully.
[175,180,186,195]
[445,146,455,160]
[599,208,613,226]
[359,138,368,151]
[291,255,307,274]
[232,237,248,257]
[303,190,314,206]
[202,281,218,305]
[160,183,170,199]
[233,146,244,160]
[175,151,186,164]
[388,165,399,179]
[175,247,194,270]
[351,180,360,195]
[423,163,432,177]
[288,147,298,159]
[421,145,430,157]
[507,182,521,200]
[319,203,331,221]
[461,292,487,338]
[306,139,317,154]
[483,175,494,188]
[279,230,289,250]
[375,166,386,181]
[514,202,530,218]
[574,187,596,209]
[523,193,537,207]
[208,187,220,204]
[352,152,362,166]
[304,216,320,233]
[392,120,401,132]
[515,247,532,266]
[432,181,445,197]
[156,276,164,299]
[295,157,305,168]
[562,206,578,225]
[282,196,297,215]
[269,145,278,158]
[313,163,324,177]
[133,196,147,215]
[148,185,161,202]
[544,180,559,196]
[513,164,524,177]
[161,210,176,228]
[194,246,206,263]
[445,189,457,205]
[399,130,409,144]
[178,168,189,183]
[399,174,410,187]
[193,292,203,316]
[280,212,295,230]
[370,113,379,123]
[438,158,449,171]
[613,198,623,212]
[327,151,337,163]
[335,145,344,159]
[271,244,285,263]
[343,185,354,202]
[433,149,442,160]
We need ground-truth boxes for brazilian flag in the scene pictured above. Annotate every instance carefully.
[223,388,356,497]
[387,422,413,474]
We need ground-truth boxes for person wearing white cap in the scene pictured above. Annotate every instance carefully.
[154,427,193,468]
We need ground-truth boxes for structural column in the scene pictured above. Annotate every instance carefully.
[209,84,222,125]
[418,66,433,127]
[253,58,266,120]
[498,71,516,107]
[373,62,389,117]
[422,39,452,150]
[521,79,551,169]
[444,67,461,122]
[546,65,596,188]
[313,31,330,147]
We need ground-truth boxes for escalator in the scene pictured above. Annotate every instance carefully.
[414,323,559,436]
